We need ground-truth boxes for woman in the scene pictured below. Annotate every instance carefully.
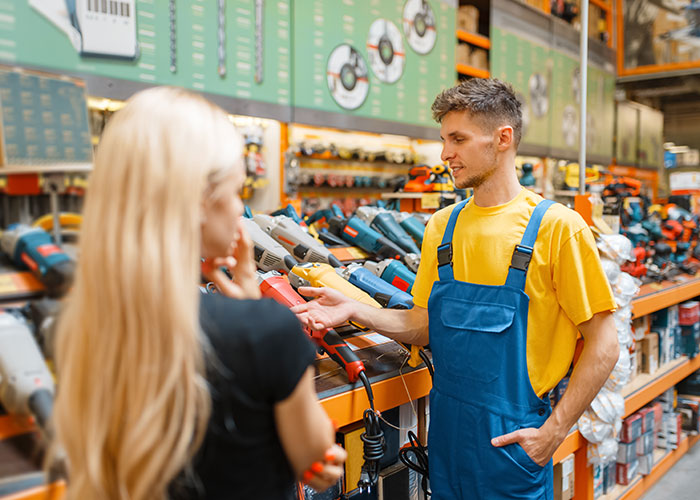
[50,87,345,499]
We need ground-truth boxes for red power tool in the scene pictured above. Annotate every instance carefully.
[257,270,368,385]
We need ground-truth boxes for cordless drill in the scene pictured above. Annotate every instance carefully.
[257,270,367,384]
[0,311,55,433]
[1,225,75,297]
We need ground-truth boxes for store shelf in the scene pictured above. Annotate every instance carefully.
[320,366,432,429]
[632,274,700,319]
[0,163,92,175]
[456,30,491,49]
[296,157,413,170]
[598,434,700,500]
[380,191,456,199]
[456,64,490,79]
[622,355,700,417]
[552,355,700,464]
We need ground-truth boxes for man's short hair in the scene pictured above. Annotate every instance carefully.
[431,78,522,146]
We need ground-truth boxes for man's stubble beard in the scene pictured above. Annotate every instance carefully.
[455,144,498,190]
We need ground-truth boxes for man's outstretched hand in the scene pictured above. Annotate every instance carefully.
[291,286,357,331]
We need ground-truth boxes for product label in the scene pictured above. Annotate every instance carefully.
[343,226,359,238]
[37,244,61,257]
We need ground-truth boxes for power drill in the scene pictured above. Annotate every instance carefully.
[256,270,368,384]
[362,259,416,293]
[241,216,299,274]
[390,211,426,247]
[356,206,421,256]
[254,214,343,268]
[0,311,55,433]
[337,263,414,310]
[1,225,75,297]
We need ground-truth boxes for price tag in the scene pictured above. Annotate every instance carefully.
[0,274,17,294]
[421,193,440,209]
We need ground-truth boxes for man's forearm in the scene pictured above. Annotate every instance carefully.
[350,303,429,346]
[544,312,619,442]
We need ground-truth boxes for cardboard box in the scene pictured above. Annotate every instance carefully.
[638,407,655,434]
[603,461,616,494]
[617,440,637,464]
[678,395,700,433]
[633,316,650,340]
[554,453,575,500]
[456,43,470,66]
[641,333,659,374]
[593,462,604,499]
[650,402,664,433]
[457,5,479,34]
[636,430,655,456]
[679,301,700,326]
[638,452,654,476]
[470,48,488,71]
[620,414,643,443]
[616,460,639,486]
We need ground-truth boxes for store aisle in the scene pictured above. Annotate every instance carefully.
[642,441,700,500]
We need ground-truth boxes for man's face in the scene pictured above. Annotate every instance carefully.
[439,111,498,190]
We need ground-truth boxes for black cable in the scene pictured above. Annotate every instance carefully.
[399,430,430,498]
[358,370,374,410]
[418,348,434,379]
[358,408,385,493]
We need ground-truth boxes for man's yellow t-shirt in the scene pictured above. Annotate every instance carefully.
[412,188,616,397]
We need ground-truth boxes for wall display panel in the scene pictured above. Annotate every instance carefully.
[292,0,456,129]
[638,105,663,168]
[0,1,292,108]
[616,102,639,166]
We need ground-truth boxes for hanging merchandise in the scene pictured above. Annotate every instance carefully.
[578,233,639,466]
[255,0,264,84]
[326,44,370,110]
[402,0,437,55]
[243,126,267,178]
[367,19,405,84]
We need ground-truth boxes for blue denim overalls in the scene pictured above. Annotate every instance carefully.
[427,199,555,499]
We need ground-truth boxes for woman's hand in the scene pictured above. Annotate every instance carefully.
[303,444,347,492]
[202,225,261,299]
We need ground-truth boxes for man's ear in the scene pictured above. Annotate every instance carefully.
[496,125,514,151]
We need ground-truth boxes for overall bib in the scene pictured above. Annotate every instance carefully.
[427,199,555,500]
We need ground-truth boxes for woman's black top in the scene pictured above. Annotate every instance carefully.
[172,294,317,499]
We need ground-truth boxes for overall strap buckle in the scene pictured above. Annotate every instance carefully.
[437,243,453,267]
[510,245,533,272]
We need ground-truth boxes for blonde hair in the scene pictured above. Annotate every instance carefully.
[51,87,243,499]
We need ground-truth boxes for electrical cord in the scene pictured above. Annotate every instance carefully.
[399,430,430,498]
[418,347,434,379]
[358,407,385,493]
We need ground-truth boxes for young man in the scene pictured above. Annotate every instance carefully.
[293,78,619,499]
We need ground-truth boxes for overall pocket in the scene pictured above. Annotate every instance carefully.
[438,298,516,383]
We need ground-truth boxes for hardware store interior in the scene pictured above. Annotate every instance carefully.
[4,1,700,499]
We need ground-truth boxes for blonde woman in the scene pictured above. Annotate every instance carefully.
[51,87,345,500]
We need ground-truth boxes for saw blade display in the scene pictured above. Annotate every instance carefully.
[562,104,578,148]
[326,44,370,110]
[367,19,405,84]
[402,0,436,55]
[529,73,549,118]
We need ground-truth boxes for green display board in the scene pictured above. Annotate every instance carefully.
[638,106,663,168]
[292,0,455,128]
[491,26,615,162]
[0,70,92,164]
[615,102,638,166]
[491,27,551,150]
[0,1,291,106]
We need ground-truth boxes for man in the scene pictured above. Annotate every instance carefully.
[292,78,619,499]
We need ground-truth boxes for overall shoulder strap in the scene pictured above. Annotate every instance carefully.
[504,199,555,290]
[436,198,470,281]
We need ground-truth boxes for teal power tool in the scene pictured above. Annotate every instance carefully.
[356,207,420,255]
[272,203,308,228]
[337,263,414,309]
[391,211,426,247]
[0,225,75,297]
[327,216,406,261]
[363,259,416,293]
